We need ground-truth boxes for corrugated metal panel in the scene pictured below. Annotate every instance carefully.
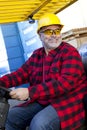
[0,0,77,24]
[1,23,25,72]
[17,21,42,60]
[0,26,10,76]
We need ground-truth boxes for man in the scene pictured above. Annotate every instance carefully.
[0,13,87,130]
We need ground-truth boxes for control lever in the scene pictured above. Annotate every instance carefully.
[0,87,12,129]
[0,87,11,100]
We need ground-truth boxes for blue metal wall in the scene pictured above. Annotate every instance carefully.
[0,26,10,76]
[0,23,25,75]
[0,21,42,88]
[17,20,42,61]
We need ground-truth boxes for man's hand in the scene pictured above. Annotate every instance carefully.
[9,88,29,101]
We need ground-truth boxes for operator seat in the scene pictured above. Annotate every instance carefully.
[82,57,87,128]
[78,43,87,129]
[82,57,87,130]
[78,43,87,75]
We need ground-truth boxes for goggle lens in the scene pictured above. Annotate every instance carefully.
[40,29,61,36]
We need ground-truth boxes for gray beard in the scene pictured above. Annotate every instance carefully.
[43,38,62,50]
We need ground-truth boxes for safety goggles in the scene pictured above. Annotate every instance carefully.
[40,29,61,36]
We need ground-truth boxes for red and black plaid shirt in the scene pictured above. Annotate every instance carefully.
[0,42,87,130]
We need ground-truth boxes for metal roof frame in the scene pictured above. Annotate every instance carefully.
[0,0,78,24]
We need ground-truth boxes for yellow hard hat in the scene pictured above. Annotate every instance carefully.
[37,13,64,32]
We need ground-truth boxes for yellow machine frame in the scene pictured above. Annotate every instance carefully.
[0,0,77,24]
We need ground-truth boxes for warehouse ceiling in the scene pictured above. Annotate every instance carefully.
[0,0,78,24]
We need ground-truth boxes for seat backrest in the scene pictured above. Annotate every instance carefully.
[82,58,87,76]
[78,43,87,76]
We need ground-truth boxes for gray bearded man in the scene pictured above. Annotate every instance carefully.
[0,13,87,130]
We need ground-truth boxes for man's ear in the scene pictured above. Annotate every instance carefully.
[38,32,41,38]
[39,34,43,42]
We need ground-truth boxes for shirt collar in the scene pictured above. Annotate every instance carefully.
[42,42,64,57]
